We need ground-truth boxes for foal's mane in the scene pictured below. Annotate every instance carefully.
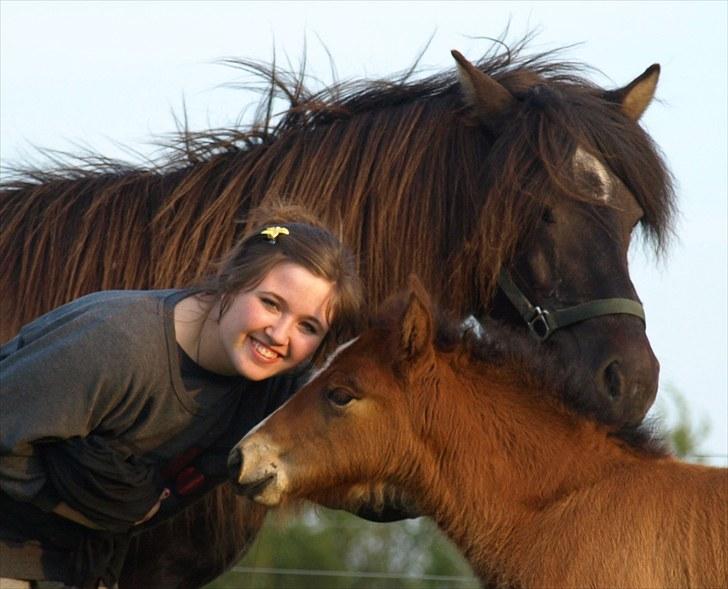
[1,38,675,332]
[418,309,669,457]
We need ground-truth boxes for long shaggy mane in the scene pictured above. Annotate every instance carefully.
[1,37,675,337]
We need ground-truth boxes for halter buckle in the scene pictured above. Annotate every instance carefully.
[527,307,553,341]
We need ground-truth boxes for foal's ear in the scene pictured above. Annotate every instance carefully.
[604,64,660,121]
[398,275,434,367]
[452,49,514,122]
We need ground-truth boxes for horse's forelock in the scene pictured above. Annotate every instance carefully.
[463,76,675,296]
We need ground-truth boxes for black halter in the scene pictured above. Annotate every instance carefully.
[497,270,646,341]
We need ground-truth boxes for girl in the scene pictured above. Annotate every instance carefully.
[0,205,363,588]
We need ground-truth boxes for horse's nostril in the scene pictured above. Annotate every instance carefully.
[604,361,623,399]
[227,450,243,481]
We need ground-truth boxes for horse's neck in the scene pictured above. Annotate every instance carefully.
[417,357,684,585]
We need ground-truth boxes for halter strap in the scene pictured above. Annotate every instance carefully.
[497,270,645,341]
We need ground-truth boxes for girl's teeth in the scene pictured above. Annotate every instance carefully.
[253,339,277,359]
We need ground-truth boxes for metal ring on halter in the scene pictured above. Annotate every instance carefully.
[526,307,553,341]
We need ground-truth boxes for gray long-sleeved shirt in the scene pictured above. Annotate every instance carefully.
[0,289,251,508]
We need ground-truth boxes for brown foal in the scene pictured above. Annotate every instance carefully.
[230,278,727,588]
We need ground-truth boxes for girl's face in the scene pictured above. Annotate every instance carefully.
[216,262,334,380]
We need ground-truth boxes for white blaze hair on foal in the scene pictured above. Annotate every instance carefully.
[304,337,360,385]
[240,336,360,446]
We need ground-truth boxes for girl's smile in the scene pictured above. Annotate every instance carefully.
[249,337,280,362]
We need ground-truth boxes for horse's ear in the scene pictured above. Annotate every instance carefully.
[452,49,514,122]
[604,64,660,121]
[398,275,434,369]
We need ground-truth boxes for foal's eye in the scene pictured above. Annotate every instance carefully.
[326,388,355,407]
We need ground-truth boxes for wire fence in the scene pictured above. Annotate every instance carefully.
[684,453,728,465]
[688,454,727,459]
[229,566,479,586]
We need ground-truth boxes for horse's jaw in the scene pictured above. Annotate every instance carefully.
[305,481,422,520]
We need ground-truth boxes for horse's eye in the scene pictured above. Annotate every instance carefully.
[326,388,355,407]
[541,207,556,224]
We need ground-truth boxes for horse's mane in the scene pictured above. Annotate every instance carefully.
[429,314,670,457]
[1,37,675,334]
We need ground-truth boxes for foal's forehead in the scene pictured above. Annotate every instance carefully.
[306,336,360,384]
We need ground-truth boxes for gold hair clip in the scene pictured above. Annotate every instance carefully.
[260,226,290,243]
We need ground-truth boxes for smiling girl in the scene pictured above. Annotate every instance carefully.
[0,205,363,588]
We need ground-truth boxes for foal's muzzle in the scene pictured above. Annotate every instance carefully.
[227,443,283,504]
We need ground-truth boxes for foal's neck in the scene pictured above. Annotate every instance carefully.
[419,356,655,583]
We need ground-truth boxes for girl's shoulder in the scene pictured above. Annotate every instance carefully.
[59,288,182,316]
[5,289,190,356]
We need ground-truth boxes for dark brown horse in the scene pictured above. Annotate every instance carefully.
[1,39,675,585]
[231,276,727,588]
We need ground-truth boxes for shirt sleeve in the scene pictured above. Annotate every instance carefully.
[0,310,136,506]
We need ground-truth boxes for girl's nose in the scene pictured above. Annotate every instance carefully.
[266,320,291,345]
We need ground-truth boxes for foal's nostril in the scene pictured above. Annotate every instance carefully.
[227,450,243,481]
[603,361,623,399]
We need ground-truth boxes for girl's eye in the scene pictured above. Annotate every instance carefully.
[300,322,318,335]
[326,388,355,407]
[261,297,279,310]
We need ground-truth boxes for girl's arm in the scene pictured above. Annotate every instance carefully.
[52,490,168,529]
[0,312,131,511]
[52,501,103,529]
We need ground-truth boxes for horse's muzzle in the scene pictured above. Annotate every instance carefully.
[598,349,660,426]
[568,315,660,426]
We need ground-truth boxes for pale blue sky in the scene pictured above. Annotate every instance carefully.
[1,1,726,462]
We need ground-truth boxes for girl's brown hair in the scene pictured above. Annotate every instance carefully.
[198,203,363,364]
